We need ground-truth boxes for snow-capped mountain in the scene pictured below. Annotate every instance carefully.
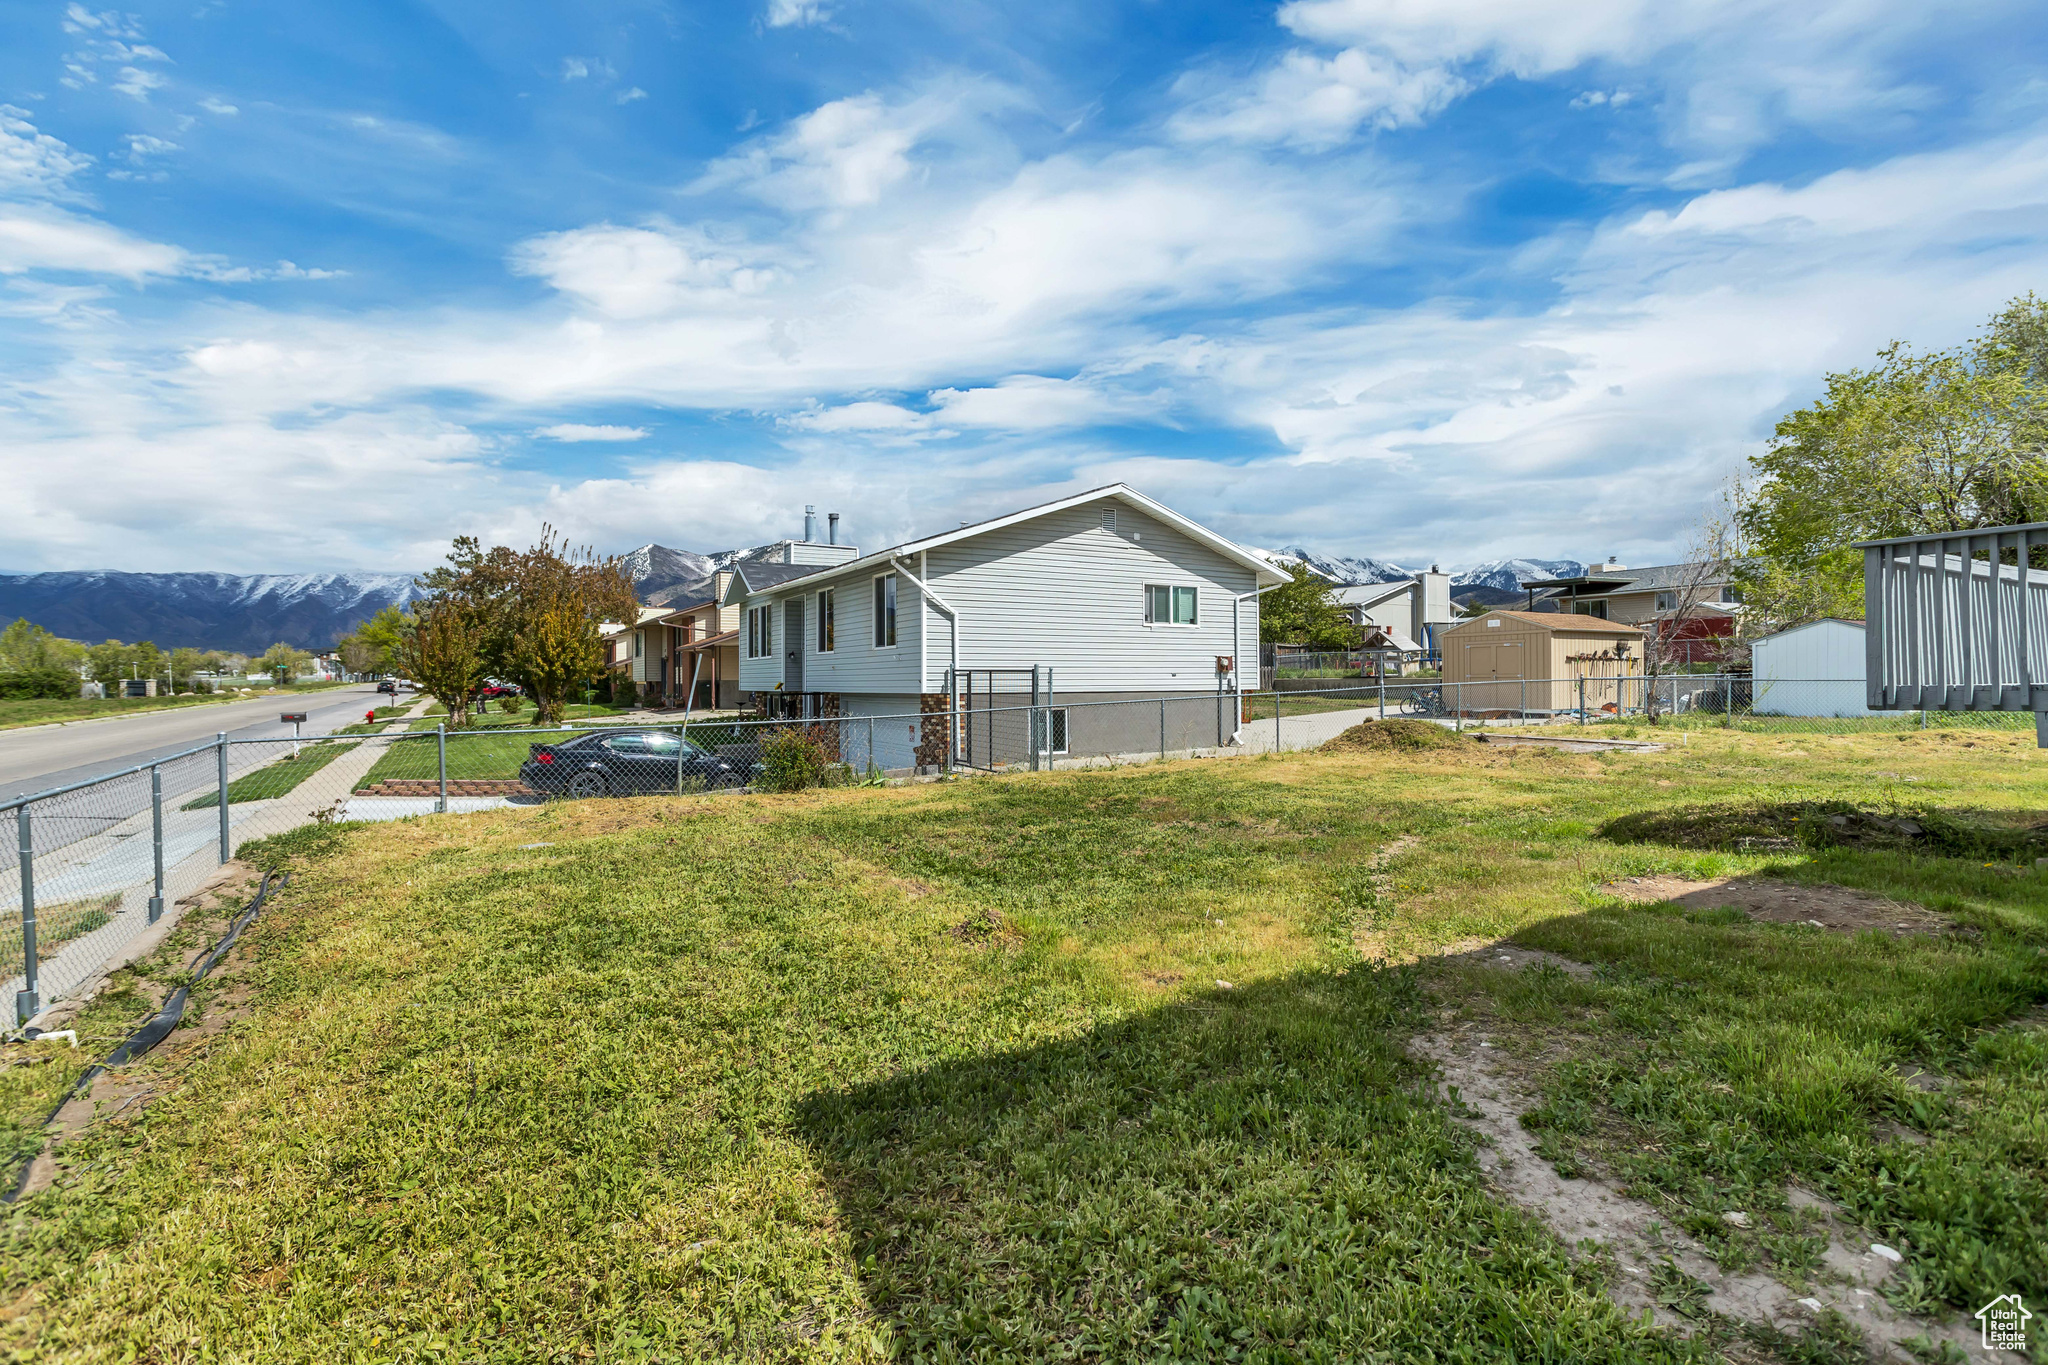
[1259,547,1414,586]
[0,571,429,653]
[619,544,718,606]
[1451,559,1585,594]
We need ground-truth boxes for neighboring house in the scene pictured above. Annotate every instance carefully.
[727,484,1288,770]
[1520,558,1746,664]
[1750,619,1871,717]
[1331,569,1453,664]
[1438,610,1644,713]
[607,524,864,708]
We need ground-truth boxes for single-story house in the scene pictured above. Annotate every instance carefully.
[1750,618,1870,717]
[1439,610,1644,713]
[727,484,1289,770]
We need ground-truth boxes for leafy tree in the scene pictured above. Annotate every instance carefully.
[1739,294,2048,629]
[394,601,488,726]
[344,604,411,676]
[409,527,638,725]
[0,619,82,673]
[1259,561,1355,648]
[257,642,314,681]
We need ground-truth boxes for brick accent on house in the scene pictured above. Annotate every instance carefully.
[917,693,951,768]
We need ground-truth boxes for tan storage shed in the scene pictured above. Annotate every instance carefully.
[1439,611,1644,714]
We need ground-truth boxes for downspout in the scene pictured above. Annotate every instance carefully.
[1231,580,1285,743]
[891,556,961,765]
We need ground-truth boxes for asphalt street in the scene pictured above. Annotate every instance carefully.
[0,684,389,801]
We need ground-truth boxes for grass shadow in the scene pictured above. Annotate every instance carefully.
[794,967,1693,1363]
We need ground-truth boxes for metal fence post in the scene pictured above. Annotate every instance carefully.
[1577,676,1585,725]
[216,731,230,863]
[1722,675,1733,728]
[15,806,37,1024]
[436,724,448,814]
[1378,675,1385,719]
[676,724,687,793]
[1273,691,1281,751]
[148,764,165,924]
[1456,682,1464,733]
[868,716,876,776]
[1160,697,1167,760]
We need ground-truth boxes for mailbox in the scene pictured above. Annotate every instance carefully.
[280,712,308,723]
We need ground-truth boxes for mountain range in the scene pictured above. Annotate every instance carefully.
[1263,548,1586,603]
[0,546,1591,651]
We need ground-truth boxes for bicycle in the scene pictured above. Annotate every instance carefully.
[1400,688,1446,718]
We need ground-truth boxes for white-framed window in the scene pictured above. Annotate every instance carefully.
[1655,591,1678,612]
[747,605,773,659]
[873,573,898,648]
[1144,584,1198,626]
[818,589,835,652]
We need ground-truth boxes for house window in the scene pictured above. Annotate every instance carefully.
[1573,601,1609,620]
[818,589,835,652]
[633,631,643,658]
[1041,707,1069,754]
[747,606,773,659]
[873,574,897,647]
[1144,584,1198,625]
[1655,591,1678,612]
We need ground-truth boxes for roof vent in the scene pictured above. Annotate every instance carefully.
[1101,508,1117,533]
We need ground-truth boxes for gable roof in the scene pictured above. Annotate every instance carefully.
[1333,579,1416,611]
[724,484,1289,604]
[720,560,828,604]
[1443,609,1643,637]
[1751,617,1865,644]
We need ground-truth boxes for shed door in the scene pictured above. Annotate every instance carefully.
[1463,642,1526,679]
[783,599,805,693]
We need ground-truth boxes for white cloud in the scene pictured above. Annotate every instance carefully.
[1172,47,1465,147]
[121,132,177,162]
[534,423,650,441]
[200,96,238,115]
[0,209,186,278]
[507,221,781,318]
[764,0,831,28]
[561,56,616,82]
[112,66,165,101]
[786,401,929,432]
[927,375,1143,428]
[0,105,94,197]
[615,87,648,105]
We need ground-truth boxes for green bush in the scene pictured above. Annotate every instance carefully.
[0,668,78,700]
[758,725,842,793]
[497,692,526,715]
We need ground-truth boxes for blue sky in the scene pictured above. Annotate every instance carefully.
[2,0,2045,573]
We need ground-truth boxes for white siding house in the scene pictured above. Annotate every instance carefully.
[725,485,1287,767]
[1750,619,1871,717]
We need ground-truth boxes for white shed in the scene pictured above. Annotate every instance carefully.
[1750,619,1870,717]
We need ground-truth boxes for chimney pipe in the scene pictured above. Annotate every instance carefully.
[803,505,815,543]
[828,512,839,545]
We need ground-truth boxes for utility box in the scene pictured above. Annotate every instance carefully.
[121,679,157,698]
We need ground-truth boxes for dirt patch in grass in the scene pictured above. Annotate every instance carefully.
[1319,718,1479,755]
[1603,801,2048,862]
[1436,939,1596,979]
[1411,1028,1993,1361]
[1599,874,1956,937]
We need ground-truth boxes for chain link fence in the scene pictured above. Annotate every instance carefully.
[9,675,2035,1024]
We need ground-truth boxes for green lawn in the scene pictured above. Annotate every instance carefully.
[181,740,358,809]
[2,726,2043,1361]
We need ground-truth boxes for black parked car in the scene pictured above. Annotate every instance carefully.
[521,729,746,798]
[376,679,398,695]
